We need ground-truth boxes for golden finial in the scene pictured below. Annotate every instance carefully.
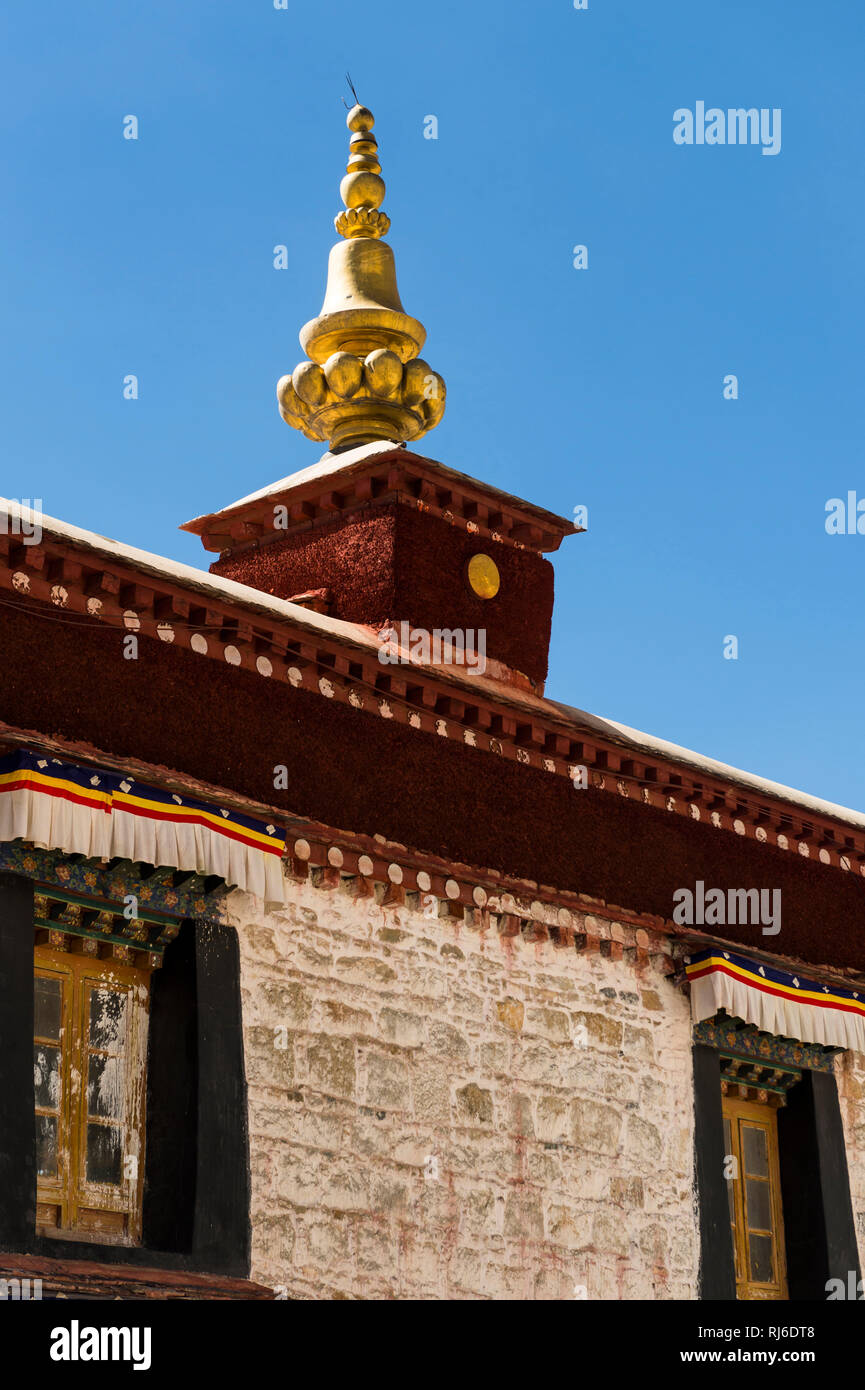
[334,103,390,241]
[277,99,446,452]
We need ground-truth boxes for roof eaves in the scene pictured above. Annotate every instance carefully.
[181,442,577,537]
[5,499,863,835]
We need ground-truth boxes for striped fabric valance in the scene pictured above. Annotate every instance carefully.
[686,947,865,1054]
[0,750,286,905]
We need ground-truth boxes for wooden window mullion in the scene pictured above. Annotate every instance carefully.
[59,968,74,1231]
[69,966,85,1233]
[732,1117,747,1292]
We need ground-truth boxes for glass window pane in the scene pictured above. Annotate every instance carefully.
[88,987,128,1053]
[749,1232,775,1283]
[35,1113,58,1178]
[35,976,62,1040]
[742,1124,769,1177]
[33,1044,61,1110]
[85,1122,123,1186]
[87,1053,125,1120]
[746,1178,773,1232]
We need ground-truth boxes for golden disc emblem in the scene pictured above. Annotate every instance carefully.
[466,553,500,599]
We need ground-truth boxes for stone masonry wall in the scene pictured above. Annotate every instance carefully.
[834,1050,865,1275]
[227,875,699,1300]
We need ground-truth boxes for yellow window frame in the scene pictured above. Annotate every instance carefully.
[34,945,150,1246]
[722,1092,788,1300]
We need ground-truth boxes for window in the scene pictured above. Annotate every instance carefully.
[723,1093,787,1300]
[34,946,150,1245]
[0,868,251,1275]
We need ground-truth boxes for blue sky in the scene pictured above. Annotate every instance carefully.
[3,1,864,808]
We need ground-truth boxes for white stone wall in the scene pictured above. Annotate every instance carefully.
[834,1049,865,1274]
[227,877,699,1300]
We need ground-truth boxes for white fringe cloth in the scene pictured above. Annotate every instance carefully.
[0,750,287,905]
[686,947,865,1053]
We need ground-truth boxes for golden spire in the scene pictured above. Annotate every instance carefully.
[277,102,446,452]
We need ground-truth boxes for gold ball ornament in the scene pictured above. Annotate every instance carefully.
[364,348,402,398]
[346,104,374,132]
[324,351,363,398]
[292,361,327,407]
[402,358,433,405]
[340,171,385,210]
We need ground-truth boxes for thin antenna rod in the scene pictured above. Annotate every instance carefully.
[345,71,360,106]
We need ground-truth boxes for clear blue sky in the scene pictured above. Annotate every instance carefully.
[3,1,864,808]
